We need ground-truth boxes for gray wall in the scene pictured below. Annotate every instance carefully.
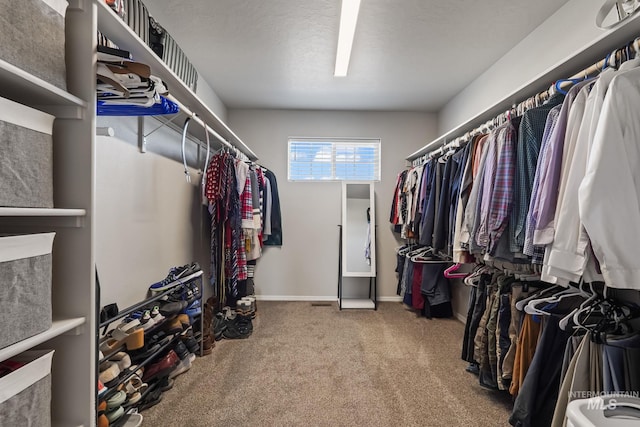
[228,109,438,300]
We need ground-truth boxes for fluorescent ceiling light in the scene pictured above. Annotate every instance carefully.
[334,0,362,77]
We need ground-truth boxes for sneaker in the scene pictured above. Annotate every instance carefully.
[149,265,192,294]
[222,313,252,340]
[181,333,200,354]
[212,312,228,341]
[150,306,165,322]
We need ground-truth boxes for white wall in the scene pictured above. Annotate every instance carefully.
[438,0,639,135]
[196,75,228,122]
[228,109,437,300]
[95,116,210,310]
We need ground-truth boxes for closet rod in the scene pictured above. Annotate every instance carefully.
[407,37,640,164]
[166,94,258,161]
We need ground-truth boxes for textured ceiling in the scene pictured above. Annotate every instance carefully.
[142,0,571,112]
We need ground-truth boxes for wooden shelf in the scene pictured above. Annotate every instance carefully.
[0,317,86,363]
[0,208,86,217]
[0,58,86,118]
[95,0,257,160]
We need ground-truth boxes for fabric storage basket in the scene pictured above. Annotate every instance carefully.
[162,32,198,92]
[0,0,67,90]
[0,233,55,350]
[0,97,55,208]
[0,350,54,427]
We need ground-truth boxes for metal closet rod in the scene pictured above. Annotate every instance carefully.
[409,37,640,165]
[167,95,258,161]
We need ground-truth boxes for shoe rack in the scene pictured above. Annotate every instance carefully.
[98,269,203,414]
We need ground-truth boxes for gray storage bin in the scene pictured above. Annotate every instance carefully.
[0,97,55,208]
[163,32,198,92]
[125,0,149,45]
[0,350,54,427]
[0,233,55,350]
[0,0,66,90]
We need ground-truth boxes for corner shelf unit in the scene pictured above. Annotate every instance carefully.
[0,2,96,426]
[95,0,257,160]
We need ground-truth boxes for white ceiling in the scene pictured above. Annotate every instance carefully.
[142,0,571,112]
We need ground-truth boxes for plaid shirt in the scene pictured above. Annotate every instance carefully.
[510,94,565,254]
[487,121,517,253]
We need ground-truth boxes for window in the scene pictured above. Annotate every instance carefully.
[288,138,381,181]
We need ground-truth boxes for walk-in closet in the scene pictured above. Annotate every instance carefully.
[2,0,640,426]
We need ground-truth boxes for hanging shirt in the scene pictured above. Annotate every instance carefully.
[542,80,598,285]
[579,65,640,289]
[523,104,562,256]
[510,94,565,255]
[487,120,517,254]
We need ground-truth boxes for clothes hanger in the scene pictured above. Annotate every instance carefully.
[515,284,563,311]
[444,263,468,279]
[524,283,588,316]
[180,116,192,183]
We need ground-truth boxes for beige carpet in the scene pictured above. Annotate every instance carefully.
[140,301,513,426]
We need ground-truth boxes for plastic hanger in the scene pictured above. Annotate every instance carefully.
[515,285,562,311]
[554,78,584,95]
[444,263,468,279]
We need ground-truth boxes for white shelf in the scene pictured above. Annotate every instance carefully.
[0,58,86,118]
[341,299,376,309]
[0,208,86,217]
[95,0,257,160]
[0,317,86,363]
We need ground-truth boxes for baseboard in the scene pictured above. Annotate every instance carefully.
[455,312,467,324]
[378,296,403,302]
[255,295,403,302]
[255,295,338,302]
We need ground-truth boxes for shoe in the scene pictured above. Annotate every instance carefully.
[183,299,202,318]
[241,296,257,319]
[106,405,125,423]
[98,379,109,398]
[173,340,190,361]
[140,310,156,331]
[212,312,227,341]
[109,352,131,371]
[222,311,252,340]
[157,375,174,392]
[162,318,183,335]
[98,414,109,427]
[142,350,180,382]
[99,361,121,388]
[465,362,480,375]
[169,356,192,379]
[129,343,161,364]
[138,388,163,412]
[176,313,191,328]
[159,300,188,317]
[106,390,127,410]
[118,413,143,427]
[123,374,147,406]
[181,331,200,353]
[236,300,251,317]
[149,264,195,294]
[150,306,165,322]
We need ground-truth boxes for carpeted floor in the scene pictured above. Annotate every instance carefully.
[140,301,513,426]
